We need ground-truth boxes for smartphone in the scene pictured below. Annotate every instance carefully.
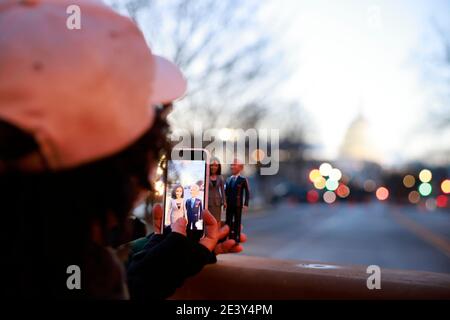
[162,148,209,241]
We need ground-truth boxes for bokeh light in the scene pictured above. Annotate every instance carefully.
[325,179,339,191]
[408,191,420,204]
[154,181,165,196]
[306,190,319,203]
[418,182,432,196]
[319,163,332,177]
[419,169,432,183]
[323,191,336,204]
[309,169,322,182]
[314,176,326,190]
[336,184,350,198]
[441,179,450,194]
[436,195,448,208]
[329,168,342,181]
[403,175,415,188]
[363,179,377,192]
[375,187,389,201]
[251,148,265,162]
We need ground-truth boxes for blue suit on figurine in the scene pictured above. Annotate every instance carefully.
[185,184,203,232]
[225,159,250,243]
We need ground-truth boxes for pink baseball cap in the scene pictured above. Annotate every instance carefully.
[0,0,187,170]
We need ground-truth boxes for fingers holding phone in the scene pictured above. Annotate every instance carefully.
[171,217,187,236]
[199,209,220,251]
[214,223,246,255]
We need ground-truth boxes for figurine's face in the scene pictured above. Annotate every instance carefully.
[175,187,183,199]
[230,161,243,175]
[190,185,199,197]
[210,161,219,174]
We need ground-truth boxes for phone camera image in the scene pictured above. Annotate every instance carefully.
[164,158,207,237]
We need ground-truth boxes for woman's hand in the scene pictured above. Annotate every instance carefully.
[154,205,246,253]
[200,210,246,254]
[171,217,187,236]
[214,224,246,255]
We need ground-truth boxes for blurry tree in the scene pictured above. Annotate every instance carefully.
[426,20,450,127]
[417,19,450,164]
[107,0,292,135]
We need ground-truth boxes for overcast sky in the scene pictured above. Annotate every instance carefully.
[262,0,450,166]
[113,0,450,166]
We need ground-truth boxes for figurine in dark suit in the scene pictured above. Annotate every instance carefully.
[185,184,203,232]
[225,159,250,243]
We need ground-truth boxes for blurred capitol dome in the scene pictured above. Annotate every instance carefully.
[339,112,383,164]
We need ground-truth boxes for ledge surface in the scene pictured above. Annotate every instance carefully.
[171,255,450,300]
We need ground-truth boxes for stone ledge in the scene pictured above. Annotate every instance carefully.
[171,255,450,299]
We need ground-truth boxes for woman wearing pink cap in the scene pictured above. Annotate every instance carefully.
[0,0,245,300]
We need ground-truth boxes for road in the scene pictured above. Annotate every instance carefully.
[241,202,450,274]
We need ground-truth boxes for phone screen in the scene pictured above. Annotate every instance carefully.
[163,150,208,238]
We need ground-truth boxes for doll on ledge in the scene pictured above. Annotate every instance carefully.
[224,158,250,243]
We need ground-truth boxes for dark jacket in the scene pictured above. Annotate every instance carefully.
[225,175,250,208]
[185,198,203,227]
[127,230,216,300]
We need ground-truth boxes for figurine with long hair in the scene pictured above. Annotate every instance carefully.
[169,184,187,224]
[208,157,226,224]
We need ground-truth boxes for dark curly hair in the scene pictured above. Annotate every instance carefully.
[0,105,171,298]
[171,184,184,199]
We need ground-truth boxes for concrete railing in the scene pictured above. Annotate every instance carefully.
[171,255,450,299]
